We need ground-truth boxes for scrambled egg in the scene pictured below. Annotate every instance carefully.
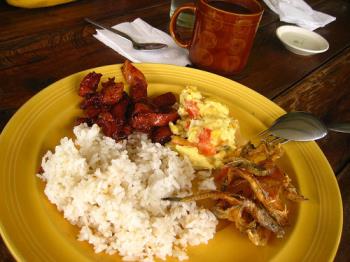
[169,86,239,169]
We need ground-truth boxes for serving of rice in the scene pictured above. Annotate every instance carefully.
[38,123,218,261]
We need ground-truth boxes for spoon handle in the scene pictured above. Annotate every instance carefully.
[327,123,350,133]
[85,18,135,43]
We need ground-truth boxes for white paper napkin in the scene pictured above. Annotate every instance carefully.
[263,0,336,31]
[93,18,190,66]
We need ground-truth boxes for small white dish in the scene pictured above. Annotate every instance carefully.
[276,25,329,56]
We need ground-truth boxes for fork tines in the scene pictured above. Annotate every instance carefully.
[257,132,289,145]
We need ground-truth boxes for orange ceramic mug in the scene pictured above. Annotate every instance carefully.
[169,0,263,75]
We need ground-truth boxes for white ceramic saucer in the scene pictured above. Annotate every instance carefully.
[276,25,329,56]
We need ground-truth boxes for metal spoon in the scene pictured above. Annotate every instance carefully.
[327,122,350,133]
[85,18,168,50]
[259,111,350,142]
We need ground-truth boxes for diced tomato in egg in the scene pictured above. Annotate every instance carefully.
[184,100,200,119]
[197,128,216,156]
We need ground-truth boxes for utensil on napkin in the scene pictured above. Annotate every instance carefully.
[91,18,190,66]
[85,18,168,50]
[263,0,336,31]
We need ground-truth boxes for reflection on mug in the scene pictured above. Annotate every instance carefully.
[228,38,247,55]
[191,47,214,67]
[198,30,217,49]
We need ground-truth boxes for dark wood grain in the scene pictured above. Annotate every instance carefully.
[0,2,172,127]
[2,0,347,120]
[234,0,350,98]
[1,0,167,41]
[0,1,171,69]
[0,237,14,262]
[0,0,349,260]
[274,47,350,173]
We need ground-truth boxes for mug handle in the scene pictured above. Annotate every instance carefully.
[169,3,196,48]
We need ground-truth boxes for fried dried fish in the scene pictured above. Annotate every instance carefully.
[163,190,285,241]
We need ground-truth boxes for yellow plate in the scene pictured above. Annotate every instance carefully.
[0,64,342,262]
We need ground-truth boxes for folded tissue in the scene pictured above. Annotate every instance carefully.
[263,0,336,31]
[93,18,190,66]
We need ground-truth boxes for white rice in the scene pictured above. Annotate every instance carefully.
[38,124,217,261]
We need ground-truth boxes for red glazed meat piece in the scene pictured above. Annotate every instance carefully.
[133,102,155,115]
[78,72,102,97]
[151,126,173,144]
[111,92,130,125]
[100,78,124,105]
[131,110,179,130]
[80,93,101,109]
[121,60,147,102]
[96,111,118,137]
[152,92,177,108]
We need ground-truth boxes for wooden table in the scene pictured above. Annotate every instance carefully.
[0,0,349,261]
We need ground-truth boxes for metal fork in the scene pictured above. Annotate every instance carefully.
[256,130,289,145]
